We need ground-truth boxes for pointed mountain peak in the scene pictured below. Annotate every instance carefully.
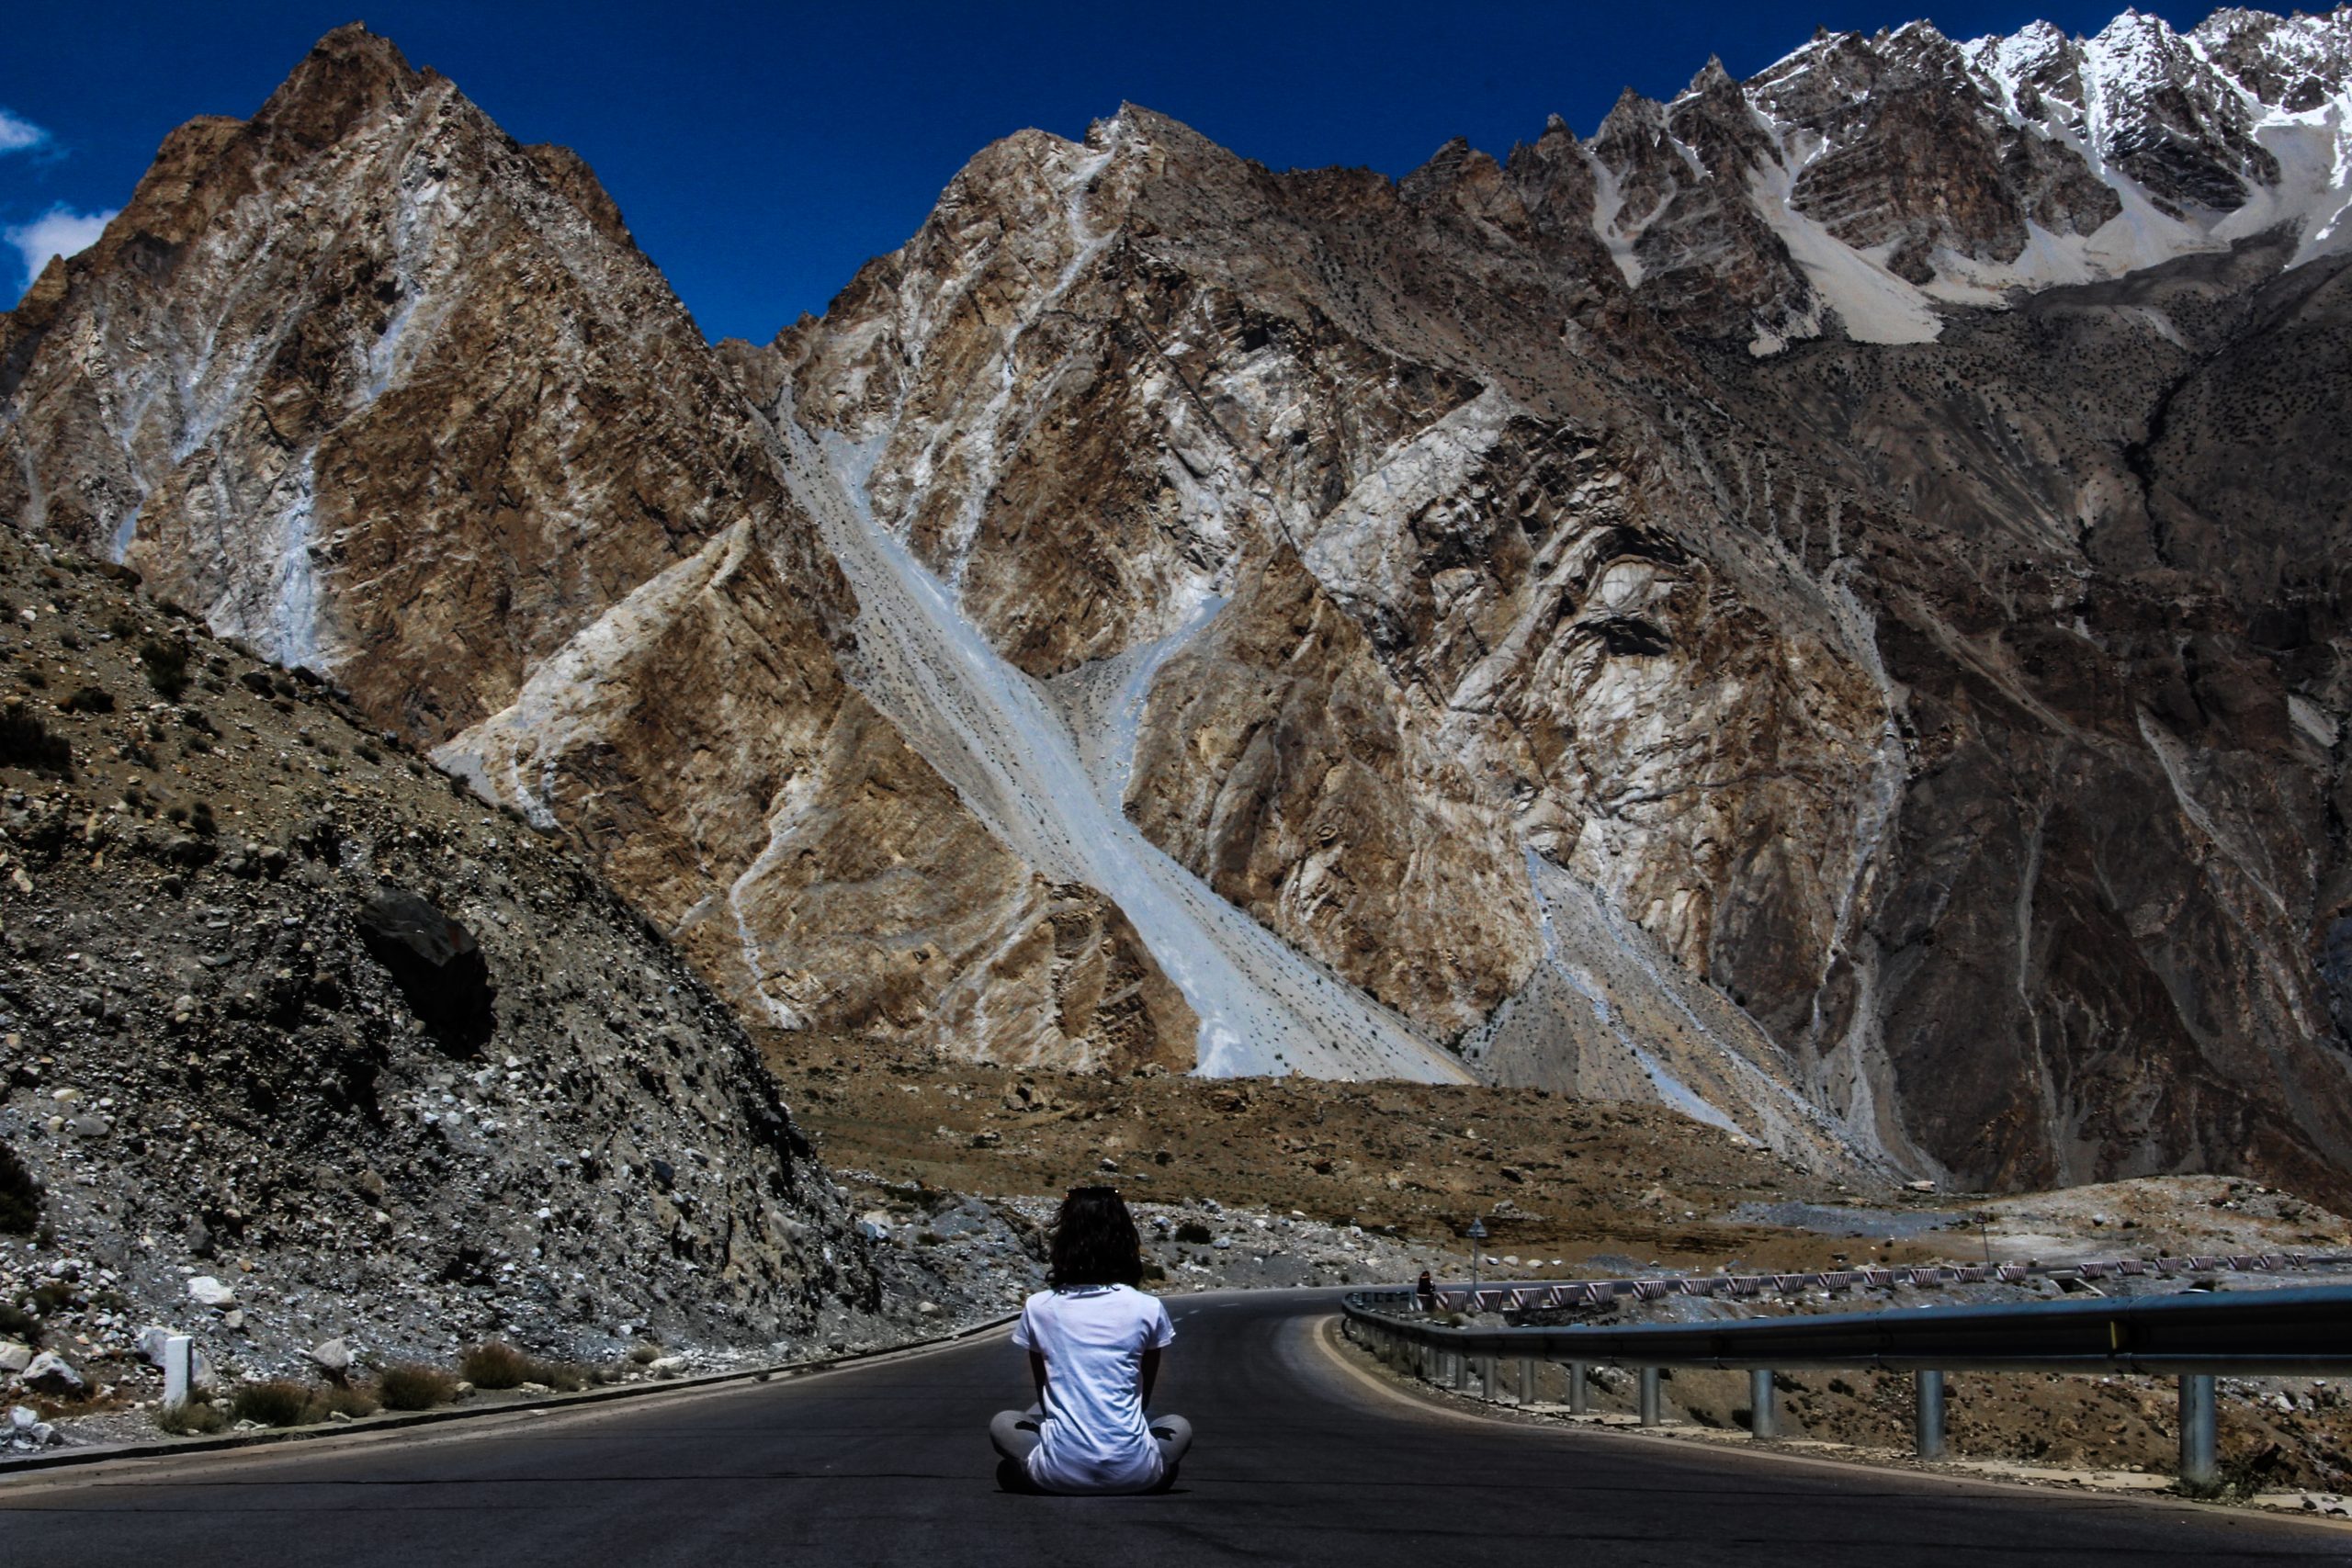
[253,23,424,151]
[1683,55,1737,96]
[1598,84,1667,133]
[2093,7,2181,47]
[524,142,634,250]
[1400,135,1478,202]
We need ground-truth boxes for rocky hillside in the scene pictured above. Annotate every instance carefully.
[0,525,888,1377]
[5,13,2352,1202]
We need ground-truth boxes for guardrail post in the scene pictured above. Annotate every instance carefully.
[1517,1357,1536,1406]
[1915,1370,1946,1460]
[1476,1354,1497,1400]
[1749,1369,1778,1439]
[1567,1360,1588,1416]
[1453,1350,1472,1392]
[1639,1367,1662,1427]
[163,1335,194,1408]
[2179,1373,2217,1487]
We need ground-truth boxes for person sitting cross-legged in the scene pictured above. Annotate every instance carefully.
[989,1186,1192,1494]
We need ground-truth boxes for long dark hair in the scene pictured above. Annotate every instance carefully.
[1047,1186,1144,1289]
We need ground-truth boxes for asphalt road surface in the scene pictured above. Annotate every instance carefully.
[4,1288,2346,1565]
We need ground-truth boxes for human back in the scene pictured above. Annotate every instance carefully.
[1016,1281,1171,1492]
[991,1186,1191,1494]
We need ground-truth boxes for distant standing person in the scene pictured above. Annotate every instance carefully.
[1416,1269,1437,1311]
[990,1186,1193,1494]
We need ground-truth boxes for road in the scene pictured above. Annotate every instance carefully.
[3,1289,2344,1565]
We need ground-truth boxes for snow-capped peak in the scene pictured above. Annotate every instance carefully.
[1584,6,2352,353]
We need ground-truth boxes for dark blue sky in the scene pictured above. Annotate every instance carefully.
[5,0,2209,343]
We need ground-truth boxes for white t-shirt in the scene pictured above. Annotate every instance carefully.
[1012,1284,1176,1494]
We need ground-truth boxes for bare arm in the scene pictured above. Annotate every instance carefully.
[1139,1343,1161,1410]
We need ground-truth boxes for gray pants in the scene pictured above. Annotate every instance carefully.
[990,1405,1193,1491]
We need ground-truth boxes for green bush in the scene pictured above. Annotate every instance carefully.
[375,1363,458,1411]
[1174,1221,1214,1245]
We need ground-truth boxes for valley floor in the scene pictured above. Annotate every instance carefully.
[772,1030,2352,1494]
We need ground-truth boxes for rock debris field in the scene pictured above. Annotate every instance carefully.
[0,533,1009,1451]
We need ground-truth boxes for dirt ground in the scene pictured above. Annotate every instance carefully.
[758,1032,1951,1273]
[761,1033,2352,1273]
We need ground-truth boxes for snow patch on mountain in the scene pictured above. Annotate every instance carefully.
[1744,131,1943,348]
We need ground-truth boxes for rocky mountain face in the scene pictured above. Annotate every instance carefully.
[0,526,891,1370]
[6,12,2352,1201]
[0,27,1199,1078]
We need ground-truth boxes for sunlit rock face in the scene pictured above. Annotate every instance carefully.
[8,11,2352,1198]
[0,27,1196,1075]
[0,28,797,739]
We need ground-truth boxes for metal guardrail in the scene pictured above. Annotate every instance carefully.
[1340,1280,2352,1486]
[1414,1250,2343,1318]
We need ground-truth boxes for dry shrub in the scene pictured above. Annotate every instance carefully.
[139,638,190,700]
[0,707,70,777]
[308,1384,379,1421]
[155,1400,229,1437]
[58,684,114,715]
[375,1363,458,1411]
[459,1341,535,1390]
[230,1380,311,1427]
[460,1340,586,1393]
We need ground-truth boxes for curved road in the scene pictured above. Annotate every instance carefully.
[3,1289,2343,1565]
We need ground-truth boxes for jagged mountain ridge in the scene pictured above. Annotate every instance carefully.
[1580,6,2352,349]
[4,12,2351,1200]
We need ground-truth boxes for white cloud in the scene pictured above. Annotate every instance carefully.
[0,108,49,155]
[6,205,118,291]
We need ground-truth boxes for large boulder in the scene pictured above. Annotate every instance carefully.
[0,1141,41,1235]
[19,1350,85,1396]
[356,886,497,1053]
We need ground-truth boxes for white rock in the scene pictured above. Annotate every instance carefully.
[0,1341,30,1373]
[20,1350,85,1396]
[309,1337,351,1375]
[187,1276,236,1308]
[7,1404,35,1431]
